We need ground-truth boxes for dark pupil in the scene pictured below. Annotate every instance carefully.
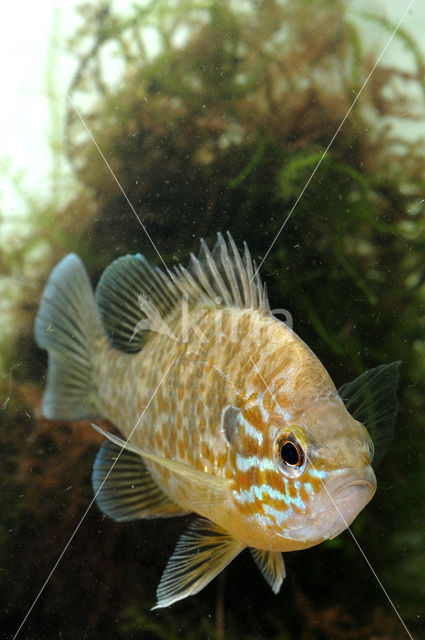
[280,441,301,466]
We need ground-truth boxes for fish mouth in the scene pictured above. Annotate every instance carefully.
[274,469,377,545]
[329,467,377,495]
[333,478,376,496]
[324,472,376,538]
[303,469,377,541]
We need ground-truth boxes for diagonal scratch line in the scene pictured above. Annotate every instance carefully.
[13,357,176,640]
[253,0,417,279]
[249,356,413,640]
[67,93,169,273]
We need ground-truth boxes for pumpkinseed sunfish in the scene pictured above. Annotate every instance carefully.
[34,232,399,608]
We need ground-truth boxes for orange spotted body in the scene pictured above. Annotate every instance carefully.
[36,233,392,607]
[95,306,363,551]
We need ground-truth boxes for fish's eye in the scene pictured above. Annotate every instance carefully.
[280,440,303,467]
[274,430,307,476]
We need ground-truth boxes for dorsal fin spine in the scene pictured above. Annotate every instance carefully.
[173,265,203,302]
[200,239,233,306]
[190,253,217,300]
[217,233,243,307]
[253,260,263,310]
[262,282,271,314]
[243,242,255,308]
[227,232,250,306]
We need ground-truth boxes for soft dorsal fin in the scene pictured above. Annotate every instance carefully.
[338,361,401,466]
[95,254,180,352]
[250,548,286,594]
[91,424,232,512]
[92,439,187,521]
[153,517,245,609]
[95,232,271,352]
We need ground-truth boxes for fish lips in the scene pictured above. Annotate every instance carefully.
[318,468,377,539]
[273,469,377,545]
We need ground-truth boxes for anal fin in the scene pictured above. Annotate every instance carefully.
[250,548,286,594]
[153,518,245,609]
[92,439,187,521]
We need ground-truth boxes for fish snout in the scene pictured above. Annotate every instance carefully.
[314,468,377,540]
[333,466,376,493]
[331,477,376,526]
[332,465,376,492]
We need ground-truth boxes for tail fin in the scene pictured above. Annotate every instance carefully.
[34,254,102,420]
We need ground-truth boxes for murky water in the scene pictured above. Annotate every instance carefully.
[2,2,425,639]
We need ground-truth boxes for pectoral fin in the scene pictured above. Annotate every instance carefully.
[153,518,245,609]
[250,548,286,594]
[338,361,401,466]
[92,439,187,521]
[91,424,232,512]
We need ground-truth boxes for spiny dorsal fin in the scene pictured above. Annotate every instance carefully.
[250,548,286,594]
[153,518,245,609]
[92,439,187,521]
[95,233,270,353]
[173,232,269,313]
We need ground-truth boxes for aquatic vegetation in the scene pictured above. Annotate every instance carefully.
[2,0,425,638]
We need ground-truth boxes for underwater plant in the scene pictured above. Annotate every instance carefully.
[2,0,425,638]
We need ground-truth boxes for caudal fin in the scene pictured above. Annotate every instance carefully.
[34,254,102,420]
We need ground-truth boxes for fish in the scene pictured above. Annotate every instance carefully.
[34,232,400,608]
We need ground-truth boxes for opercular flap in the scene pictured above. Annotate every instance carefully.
[153,517,245,609]
[222,405,243,445]
[92,439,187,521]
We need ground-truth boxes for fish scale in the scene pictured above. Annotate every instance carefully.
[94,297,324,539]
[35,232,398,607]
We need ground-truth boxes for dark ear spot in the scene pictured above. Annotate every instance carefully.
[222,405,242,445]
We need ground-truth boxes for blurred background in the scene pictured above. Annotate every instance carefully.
[1,1,425,638]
